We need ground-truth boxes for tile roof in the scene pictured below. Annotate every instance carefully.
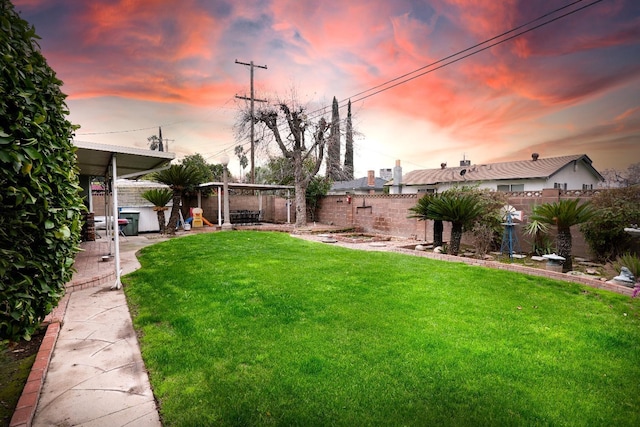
[398,154,602,186]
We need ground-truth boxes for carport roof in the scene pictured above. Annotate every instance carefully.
[73,140,174,177]
[199,181,294,191]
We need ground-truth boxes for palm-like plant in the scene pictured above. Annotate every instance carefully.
[427,192,484,256]
[408,193,443,246]
[152,165,202,235]
[141,188,173,234]
[530,199,595,272]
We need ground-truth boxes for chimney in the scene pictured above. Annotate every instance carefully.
[392,160,403,194]
[532,153,539,161]
[440,162,447,169]
[367,170,375,187]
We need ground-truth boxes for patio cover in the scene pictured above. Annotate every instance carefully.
[198,181,295,225]
[74,140,174,289]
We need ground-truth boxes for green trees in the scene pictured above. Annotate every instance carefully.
[141,188,173,234]
[1,0,83,340]
[530,199,595,272]
[152,165,202,235]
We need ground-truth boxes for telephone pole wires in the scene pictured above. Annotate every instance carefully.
[235,59,267,184]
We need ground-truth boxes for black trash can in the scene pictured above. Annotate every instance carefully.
[119,211,140,236]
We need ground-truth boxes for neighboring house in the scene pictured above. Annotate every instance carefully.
[387,153,604,194]
[329,170,388,195]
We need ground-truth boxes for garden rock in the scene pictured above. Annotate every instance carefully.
[612,267,636,287]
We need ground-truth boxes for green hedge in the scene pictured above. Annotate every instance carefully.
[0,0,83,341]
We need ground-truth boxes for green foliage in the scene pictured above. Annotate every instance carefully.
[141,188,172,207]
[305,175,331,222]
[408,193,443,245]
[581,187,640,261]
[0,1,83,341]
[427,189,486,255]
[523,215,554,255]
[613,253,640,280]
[179,154,214,189]
[152,164,203,234]
[142,188,172,234]
[531,198,595,272]
[530,198,595,230]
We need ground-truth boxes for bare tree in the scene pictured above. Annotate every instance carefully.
[253,102,329,227]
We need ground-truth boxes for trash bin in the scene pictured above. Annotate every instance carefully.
[119,211,140,236]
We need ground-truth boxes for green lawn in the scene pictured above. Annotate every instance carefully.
[124,231,640,426]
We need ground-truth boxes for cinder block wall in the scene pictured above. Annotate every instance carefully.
[317,191,597,258]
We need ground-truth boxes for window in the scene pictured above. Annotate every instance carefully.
[497,184,524,192]
[417,188,436,194]
[582,184,593,190]
[554,183,567,190]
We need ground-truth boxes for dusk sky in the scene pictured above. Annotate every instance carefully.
[14,0,640,178]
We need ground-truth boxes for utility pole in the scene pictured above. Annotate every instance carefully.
[235,59,267,184]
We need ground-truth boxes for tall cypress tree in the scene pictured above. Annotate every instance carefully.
[326,96,342,180]
[343,99,354,180]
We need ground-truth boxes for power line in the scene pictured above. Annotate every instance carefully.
[299,0,604,126]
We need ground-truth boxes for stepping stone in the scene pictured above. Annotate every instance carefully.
[370,242,386,247]
[321,237,337,243]
[531,256,545,262]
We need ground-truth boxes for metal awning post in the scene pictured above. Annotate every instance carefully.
[217,186,222,227]
[111,154,122,290]
[287,189,291,224]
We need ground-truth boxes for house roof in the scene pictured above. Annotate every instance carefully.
[331,176,388,191]
[394,154,604,186]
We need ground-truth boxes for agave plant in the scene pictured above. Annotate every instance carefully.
[530,198,595,272]
[141,188,173,234]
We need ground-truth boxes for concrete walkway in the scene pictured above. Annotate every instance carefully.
[13,232,170,427]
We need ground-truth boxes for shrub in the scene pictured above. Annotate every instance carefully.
[0,1,83,341]
[581,187,640,261]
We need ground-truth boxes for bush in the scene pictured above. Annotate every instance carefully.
[0,1,83,341]
[581,187,640,261]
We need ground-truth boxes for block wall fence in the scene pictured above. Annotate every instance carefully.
[91,187,600,258]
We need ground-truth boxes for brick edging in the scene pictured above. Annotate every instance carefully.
[390,247,634,296]
[9,322,61,427]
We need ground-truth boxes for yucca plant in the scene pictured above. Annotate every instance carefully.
[530,199,595,272]
[523,215,553,256]
[141,188,173,234]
